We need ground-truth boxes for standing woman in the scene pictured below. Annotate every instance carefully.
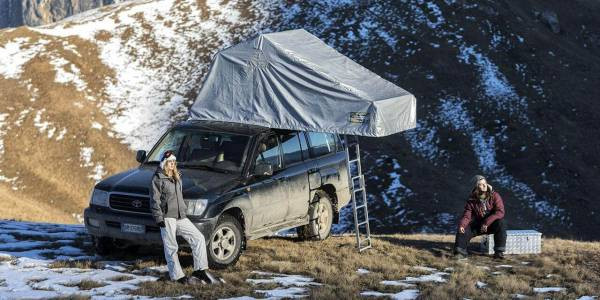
[150,150,218,284]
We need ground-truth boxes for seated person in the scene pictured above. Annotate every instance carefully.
[454,175,507,259]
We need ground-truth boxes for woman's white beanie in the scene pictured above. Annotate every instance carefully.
[160,152,177,169]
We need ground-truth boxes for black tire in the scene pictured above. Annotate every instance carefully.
[92,236,113,255]
[296,191,334,241]
[207,214,244,269]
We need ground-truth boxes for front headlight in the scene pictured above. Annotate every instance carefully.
[185,199,208,216]
[90,189,109,207]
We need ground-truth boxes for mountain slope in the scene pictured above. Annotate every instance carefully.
[0,0,599,239]
[0,0,275,223]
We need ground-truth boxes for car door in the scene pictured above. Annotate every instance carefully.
[247,134,288,228]
[278,132,311,221]
[305,132,346,190]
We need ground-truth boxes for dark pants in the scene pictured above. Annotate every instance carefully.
[454,219,506,255]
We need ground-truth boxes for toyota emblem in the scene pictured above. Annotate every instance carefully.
[132,200,143,209]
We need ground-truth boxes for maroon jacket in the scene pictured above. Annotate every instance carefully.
[458,187,505,229]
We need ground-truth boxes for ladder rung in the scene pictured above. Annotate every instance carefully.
[359,245,372,252]
[357,221,368,226]
[348,158,360,164]
[353,187,364,193]
[352,175,362,181]
[355,204,366,210]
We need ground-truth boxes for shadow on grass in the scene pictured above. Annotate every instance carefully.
[376,236,487,257]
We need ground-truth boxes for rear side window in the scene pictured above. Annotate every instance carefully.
[280,133,303,166]
[307,132,337,157]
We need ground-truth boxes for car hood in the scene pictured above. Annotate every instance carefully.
[95,165,241,199]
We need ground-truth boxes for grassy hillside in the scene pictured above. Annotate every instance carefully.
[49,234,600,299]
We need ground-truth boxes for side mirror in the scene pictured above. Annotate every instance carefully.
[254,163,273,176]
[136,150,146,163]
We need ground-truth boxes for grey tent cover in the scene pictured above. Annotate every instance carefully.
[188,29,416,137]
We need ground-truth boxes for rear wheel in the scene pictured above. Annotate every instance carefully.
[296,191,333,241]
[207,215,244,269]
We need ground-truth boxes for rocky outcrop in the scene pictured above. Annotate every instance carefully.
[0,0,118,29]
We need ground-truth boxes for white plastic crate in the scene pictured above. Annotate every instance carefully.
[481,230,542,254]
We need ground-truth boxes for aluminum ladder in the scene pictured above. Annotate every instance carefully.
[344,136,372,252]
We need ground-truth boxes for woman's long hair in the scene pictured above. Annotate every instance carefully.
[162,162,181,182]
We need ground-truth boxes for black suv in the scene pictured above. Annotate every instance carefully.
[84,120,351,268]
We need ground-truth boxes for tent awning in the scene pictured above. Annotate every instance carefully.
[188,29,416,137]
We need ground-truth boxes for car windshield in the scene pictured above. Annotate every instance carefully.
[146,129,250,174]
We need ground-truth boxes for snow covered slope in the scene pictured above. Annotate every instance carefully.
[0,0,599,239]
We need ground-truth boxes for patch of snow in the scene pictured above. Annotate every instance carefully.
[380,281,416,288]
[33,109,57,139]
[247,271,321,287]
[457,45,528,122]
[576,296,598,300]
[0,220,157,298]
[14,108,31,127]
[476,281,487,288]
[255,287,309,298]
[412,266,437,272]
[49,56,87,92]
[520,261,530,265]
[0,113,8,157]
[401,272,449,283]
[91,122,103,130]
[361,289,419,300]
[533,287,565,293]
[496,265,513,268]
[0,38,47,79]
[357,268,370,275]
[56,128,67,140]
[403,120,446,164]
[80,147,94,168]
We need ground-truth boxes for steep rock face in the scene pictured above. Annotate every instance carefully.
[0,0,118,28]
[0,0,23,28]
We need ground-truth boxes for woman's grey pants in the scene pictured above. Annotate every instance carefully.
[160,217,209,280]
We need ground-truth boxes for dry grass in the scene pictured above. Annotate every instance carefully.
[121,234,600,299]
[48,260,99,269]
[107,275,134,282]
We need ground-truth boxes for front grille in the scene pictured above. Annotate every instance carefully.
[109,193,151,214]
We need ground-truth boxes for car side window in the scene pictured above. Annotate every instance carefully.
[335,134,344,152]
[307,132,336,157]
[298,132,309,159]
[280,132,303,166]
[254,135,281,172]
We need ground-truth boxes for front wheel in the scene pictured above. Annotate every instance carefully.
[92,236,113,255]
[207,215,244,269]
[296,191,333,241]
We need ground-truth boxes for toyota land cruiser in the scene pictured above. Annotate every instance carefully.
[84,120,351,268]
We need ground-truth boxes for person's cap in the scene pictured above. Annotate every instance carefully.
[471,175,486,187]
[160,150,176,169]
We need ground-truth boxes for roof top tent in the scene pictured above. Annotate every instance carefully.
[189,29,417,251]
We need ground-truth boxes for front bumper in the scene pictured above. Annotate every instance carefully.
[84,206,218,245]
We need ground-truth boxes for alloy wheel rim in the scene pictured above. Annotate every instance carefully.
[317,202,330,235]
[211,226,236,260]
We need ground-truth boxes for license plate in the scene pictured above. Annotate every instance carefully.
[121,223,145,234]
